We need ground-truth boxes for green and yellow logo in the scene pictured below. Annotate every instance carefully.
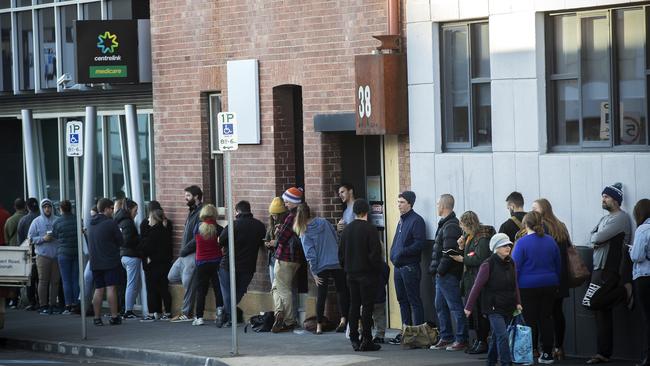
[96,31,119,54]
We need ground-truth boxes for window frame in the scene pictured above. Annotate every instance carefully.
[547,6,650,152]
[440,19,492,152]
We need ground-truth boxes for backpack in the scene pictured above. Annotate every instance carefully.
[245,311,275,333]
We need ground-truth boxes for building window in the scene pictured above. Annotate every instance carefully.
[441,21,491,150]
[17,10,33,91]
[38,7,56,90]
[0,13,11,92]
[548,7,649,150]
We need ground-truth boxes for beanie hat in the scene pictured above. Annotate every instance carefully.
[40,198,53,208]
[602,182,623,206]
[269,197,287,215]
[282,187,303,204]
[489,233,512,253]
[399,191,416,206]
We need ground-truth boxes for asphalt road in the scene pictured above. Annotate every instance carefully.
[0,348,153,366]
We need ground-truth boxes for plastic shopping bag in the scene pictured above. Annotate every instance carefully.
[507,314,533,365]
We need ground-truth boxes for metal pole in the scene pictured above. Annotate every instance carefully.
[74,157,87,340]
[21,109,38,198]
[224,151,237,355]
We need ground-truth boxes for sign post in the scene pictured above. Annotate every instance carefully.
[217,112,239,355]
[66,120,86,340]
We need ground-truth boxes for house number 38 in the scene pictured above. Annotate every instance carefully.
[358,85,372,118]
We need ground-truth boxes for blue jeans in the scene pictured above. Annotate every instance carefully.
[218,267,254,317]
[121,256,142,312]
[58,255,79,306]
[394,263,423,326]
[487,313,512,366]
[435,274,467,343]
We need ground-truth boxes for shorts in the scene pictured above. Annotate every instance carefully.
[93,267,123,289]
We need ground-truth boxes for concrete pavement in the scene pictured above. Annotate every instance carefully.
[0,309,639,366]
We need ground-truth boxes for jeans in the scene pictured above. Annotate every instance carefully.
[435,274,467,343]
[58,255,79,306]
[394,263,424,326]
[315,268,349,323]
[487,313,512,366]
[195,261,222,319]
[347,273,376,342]
[168,254,197,316]
[121,256,142,312]
[36,255,60,308]
[372,302,387,338]
[218,268,254,319]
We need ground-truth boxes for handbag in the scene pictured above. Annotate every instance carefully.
[401,321,439,349]
[507,314,533,365]
[566,245,590,288]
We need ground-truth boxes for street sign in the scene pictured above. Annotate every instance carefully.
[217,112,238,151]
[66,121,84,157]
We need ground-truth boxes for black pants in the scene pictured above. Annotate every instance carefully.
[636,276,650,364]
[315,268,349,323]
[145,267,172,314]
[469,300,490,343]
[347,273,376,343]
[27,262,39,306]
[553,297,566,348]
[521,286,556,354]
[195,261,222,318]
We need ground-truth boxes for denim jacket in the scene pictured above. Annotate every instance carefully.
[630,218,650,280]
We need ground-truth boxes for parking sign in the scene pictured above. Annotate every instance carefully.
[217,112,238,151]
[66,121,84,157]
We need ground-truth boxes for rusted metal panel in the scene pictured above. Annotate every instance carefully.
[355,53,408,135]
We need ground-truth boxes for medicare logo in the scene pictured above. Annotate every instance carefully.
[96,31,119,54]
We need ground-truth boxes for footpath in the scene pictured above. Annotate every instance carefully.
[0,309,637,366]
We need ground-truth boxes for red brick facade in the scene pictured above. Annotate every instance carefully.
[151,1,411,294]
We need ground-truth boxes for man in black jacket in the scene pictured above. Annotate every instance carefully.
[217,200,266,327]
[339,199,382,352]
[87,198,123,326]
[429,194,467,351]
[17,198,40,310]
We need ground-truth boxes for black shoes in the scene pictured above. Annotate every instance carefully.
[358,339,381,352]
[109,316,122,325]
[467,340,488,354]
[372,336,385,344]
[215,307,225,328]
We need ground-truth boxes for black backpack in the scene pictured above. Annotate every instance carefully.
[245,311,275,333]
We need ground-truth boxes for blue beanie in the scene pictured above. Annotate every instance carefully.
[399,191,416,206]
[602,182,623,205]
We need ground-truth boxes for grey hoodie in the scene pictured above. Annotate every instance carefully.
[300,217,341,275]
[28,199,59,259]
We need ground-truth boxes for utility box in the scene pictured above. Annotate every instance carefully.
[354,53,408,135]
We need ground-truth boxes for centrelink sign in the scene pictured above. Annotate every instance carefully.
[75,20,139,84]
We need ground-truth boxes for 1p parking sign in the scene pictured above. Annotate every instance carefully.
[66,121,84,157]
[217,112,238,151]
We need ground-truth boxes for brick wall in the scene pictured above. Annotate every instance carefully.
[151,0,410,296]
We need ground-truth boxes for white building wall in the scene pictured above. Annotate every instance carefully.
[406,0,650,244]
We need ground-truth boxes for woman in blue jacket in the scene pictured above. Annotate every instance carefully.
[631,199,650,366]
[512,211,561,364]
[294,203,348,334]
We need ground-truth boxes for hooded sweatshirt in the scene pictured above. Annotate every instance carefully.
[87,213,123,270]
[300,217,341,275]
[28,199,59,258]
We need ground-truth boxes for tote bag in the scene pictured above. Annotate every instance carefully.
[508,314,533,365]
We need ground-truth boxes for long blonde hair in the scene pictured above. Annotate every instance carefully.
[459,211,480,235]
[534,198,570,244]
[198,204,218,239]
[293,203,312,237]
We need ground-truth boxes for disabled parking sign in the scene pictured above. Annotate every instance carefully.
[66,121,84,157]
[217,112,238,151]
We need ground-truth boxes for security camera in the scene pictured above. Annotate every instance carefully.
[57,73,72,87]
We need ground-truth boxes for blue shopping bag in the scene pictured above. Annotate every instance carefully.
[507,314,533,365]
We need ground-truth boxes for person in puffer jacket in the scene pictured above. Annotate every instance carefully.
[115,199,142,319]
[52,200,79,314]
[28,198,60,314]
[293,203,349,335]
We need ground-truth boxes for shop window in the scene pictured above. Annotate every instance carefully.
[441,21,491,150]
[39,119,60,201]
[59,5,76,86]
[548,7,649,150]
[17,11,33,91]
[1,13,11,92]
[38,7,55,90]
[82,2,102,20]
[0,1,11,9]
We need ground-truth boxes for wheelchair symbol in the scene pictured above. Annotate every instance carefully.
[69,134,79,144]
[222,124,233,135]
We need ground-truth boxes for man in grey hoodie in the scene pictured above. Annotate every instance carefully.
[28,198,60,315]
[169,185,204,322]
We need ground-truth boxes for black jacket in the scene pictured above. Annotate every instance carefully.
[218,212,266,274]
[180,203,203,257]
[499,212,526,243]
[481,253,518,317]
[429,212,463,277]
[87,214,123,270]
[17,211,39,244]
[339,219,383,275]
[138,222,173,272]
[115,209,140,258]
[141,218,173,240]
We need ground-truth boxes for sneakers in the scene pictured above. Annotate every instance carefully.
[122,310,138,319]
[140,315,156,322]
[109,316,122,325]
[467,341,488,354]
[192,317,205,326]
[446,342,467,351]
[61,306,72,315]
[93,318,104,326]
[38,306,51,315]
[430,339,453,350]
[171,314,193,322]
[358,340,381,352]
[215,307,225,328]
[387,333,402,345]
[538,352,555,364]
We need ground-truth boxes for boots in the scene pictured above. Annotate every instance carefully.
[215,307,225,328]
